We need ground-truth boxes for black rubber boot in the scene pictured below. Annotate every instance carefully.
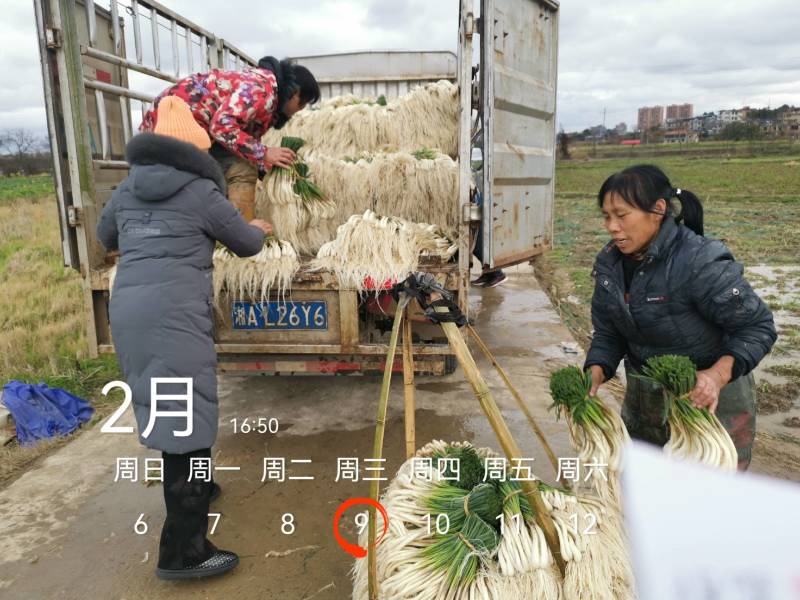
[156,449,238,580]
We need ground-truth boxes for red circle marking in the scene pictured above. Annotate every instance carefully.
[333,497,389,559]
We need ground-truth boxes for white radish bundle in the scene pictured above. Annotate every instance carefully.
[311,210,457,292]
[212,238,299,307]
[639,354,739,470]
[264,81,459,158]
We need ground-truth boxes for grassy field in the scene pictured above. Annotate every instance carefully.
[0,174,54,203]
[0,175,119,483]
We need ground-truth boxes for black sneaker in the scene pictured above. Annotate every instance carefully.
[483,270,508,288]
[471,272,493,286]
[210,482,222,504]
[156,550,240,580]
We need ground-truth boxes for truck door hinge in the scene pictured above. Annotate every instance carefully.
[46,27,61,49]
[67,206,83,227]
[465,13,475,38]
[462,203,482,223]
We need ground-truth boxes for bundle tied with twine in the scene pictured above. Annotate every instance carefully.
[212,237,299,308]
[311,210,457,292]
[351,440,634,600]
[255,136,336,256]
[638,354,739,470]
[263,80,459,158]
[304,149,459,239]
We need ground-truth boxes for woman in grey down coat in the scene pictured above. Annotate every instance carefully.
[97,97,270,579]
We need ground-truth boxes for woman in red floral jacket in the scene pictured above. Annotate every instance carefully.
[140,56,320,219]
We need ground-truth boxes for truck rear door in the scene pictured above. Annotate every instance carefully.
[480,0,559,268]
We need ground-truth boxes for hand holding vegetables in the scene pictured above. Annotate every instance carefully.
[690,370,722,413]
[588,364,605,396]
[249,218,273,236]
[690,356,733,413]
[265,146,296,168]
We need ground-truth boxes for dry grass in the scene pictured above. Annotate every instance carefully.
[0,188,120,485]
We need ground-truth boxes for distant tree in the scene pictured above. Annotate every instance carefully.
[0,129,50,175]
[0,128,43,159]
[747,108,778,121]
[644,126,664,144]
[718,122,762,141]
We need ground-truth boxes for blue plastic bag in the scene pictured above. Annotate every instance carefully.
[1,381,94,446]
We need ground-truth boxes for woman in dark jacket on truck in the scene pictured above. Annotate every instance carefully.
[584,164,776,470]
[97,97,271,579]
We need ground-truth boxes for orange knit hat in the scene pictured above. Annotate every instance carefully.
[153,96,211,150]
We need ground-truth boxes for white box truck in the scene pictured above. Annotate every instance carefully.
[33,0,559,375]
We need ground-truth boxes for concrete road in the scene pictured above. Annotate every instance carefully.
[0,272,590,599]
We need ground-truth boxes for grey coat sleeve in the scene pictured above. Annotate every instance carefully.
[202,185,265,257]
[96,195,119,251]
[584,284,627,380]
[690,240,777,378]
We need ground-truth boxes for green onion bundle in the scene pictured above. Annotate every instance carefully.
[639,355,738,469]
[497,480,534,522]
[549,366,629,505]
[430,444,485,490]
[273,137,326,204]
[258,136,335,255]
[421,514,499,588]
[426,482,503,533]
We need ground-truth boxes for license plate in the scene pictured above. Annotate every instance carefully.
[231,301,328,331]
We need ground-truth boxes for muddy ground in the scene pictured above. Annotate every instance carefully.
[1,268,798,599]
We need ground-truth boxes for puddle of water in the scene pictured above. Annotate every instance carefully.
[746,266,800,439]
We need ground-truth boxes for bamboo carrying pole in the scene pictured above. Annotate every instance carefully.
[368,302,405,600]
[402,309,416,459]
[437,315,568,578]
[465,324,561,477]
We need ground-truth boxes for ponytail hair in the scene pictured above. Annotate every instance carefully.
[596,164,704,236]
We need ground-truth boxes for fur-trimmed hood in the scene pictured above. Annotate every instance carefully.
[124,132,226,201]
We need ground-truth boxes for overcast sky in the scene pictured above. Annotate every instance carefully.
[1,0,798,136]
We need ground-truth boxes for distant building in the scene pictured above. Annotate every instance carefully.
[718,109,742,124]
[778,108,800,139]
[663,129,699,144]
[665,117,694,131]
[637,106,665,131]
[614,122,627,134]
[666,103,694,120]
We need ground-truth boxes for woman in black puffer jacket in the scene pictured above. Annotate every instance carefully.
[584,164,776,469]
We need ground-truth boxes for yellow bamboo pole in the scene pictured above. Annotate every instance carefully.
[402,309,416,459]
[437,316,567,578]
[368,302,404,600]
[465,324,561,477]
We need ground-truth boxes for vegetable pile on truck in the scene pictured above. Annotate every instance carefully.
[34,0,559,376]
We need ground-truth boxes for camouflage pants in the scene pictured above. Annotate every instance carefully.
[210,143,258,220]
[622,366,757,470]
